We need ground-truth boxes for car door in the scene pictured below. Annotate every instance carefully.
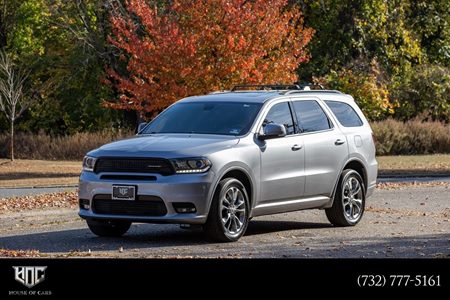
[258,101,305,204]
[291,99,348,197]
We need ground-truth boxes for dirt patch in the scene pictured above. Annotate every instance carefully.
[0,248,42,257]
[366,206,449,219]
[376,181,450,190]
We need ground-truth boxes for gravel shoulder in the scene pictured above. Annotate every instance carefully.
[0,185,449,258]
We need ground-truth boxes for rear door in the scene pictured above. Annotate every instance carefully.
[324,99,378,190]
[259,101,305,204]
[291,98,348,197]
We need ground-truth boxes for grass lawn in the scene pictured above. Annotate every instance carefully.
[0,159,81,187]
[377,154,450,175]
[0,155,449,188]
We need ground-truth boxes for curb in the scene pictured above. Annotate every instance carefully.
[377,173,450,178]
[0,185,78,190]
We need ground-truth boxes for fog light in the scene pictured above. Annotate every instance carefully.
[173,203,196,213]
[79,199,90,210]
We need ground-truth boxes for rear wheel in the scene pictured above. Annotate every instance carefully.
[326,169,365,226]
[86,219,131,237]
[204,178,249,242]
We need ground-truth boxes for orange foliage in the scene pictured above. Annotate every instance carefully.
[104,0,313,116]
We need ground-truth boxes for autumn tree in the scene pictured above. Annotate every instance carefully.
[105,0,313,117]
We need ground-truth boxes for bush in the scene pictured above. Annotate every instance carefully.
[0,131,133,160]
[372,119,450,155]
[1,121,449,159]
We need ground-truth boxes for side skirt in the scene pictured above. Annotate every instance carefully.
[251,196,330,217]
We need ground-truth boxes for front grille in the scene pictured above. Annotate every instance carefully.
[92,194,167,216]
[100,175,157,181]
[94,157,174,176]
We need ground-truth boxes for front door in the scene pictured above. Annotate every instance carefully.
[259,102,305,204]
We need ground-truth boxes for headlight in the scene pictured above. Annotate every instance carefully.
[82,156,97,172]
[171,158,211,173]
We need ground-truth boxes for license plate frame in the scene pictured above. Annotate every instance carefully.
[112,185,136,200]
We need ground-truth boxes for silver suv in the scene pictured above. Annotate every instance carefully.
[79,85,378,242]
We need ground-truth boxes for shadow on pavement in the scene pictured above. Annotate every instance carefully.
[0,220,332,253]
[0,221,448,257]
[245,220,332,236]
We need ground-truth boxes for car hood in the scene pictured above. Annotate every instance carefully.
[88,134,240,158]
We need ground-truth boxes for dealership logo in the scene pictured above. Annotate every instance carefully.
[13,266,47,288]
[119,188,129,195]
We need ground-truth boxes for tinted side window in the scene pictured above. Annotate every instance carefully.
[325,100,363,127]
[293,100,331,133]
[263,102,295,135]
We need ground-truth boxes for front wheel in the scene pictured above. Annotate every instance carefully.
[203,178,250,242]
[87,219,131,237]
[325,169,365,226]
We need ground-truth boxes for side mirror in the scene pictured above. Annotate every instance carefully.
[258,123,287,140]
[137,122,147,133]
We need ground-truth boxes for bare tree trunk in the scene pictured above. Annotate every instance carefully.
[10,119,13,161]
[0,50,30,161]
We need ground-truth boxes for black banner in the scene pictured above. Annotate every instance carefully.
[1,259,448,296]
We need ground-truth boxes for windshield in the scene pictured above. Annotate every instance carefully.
[141,101,262,136]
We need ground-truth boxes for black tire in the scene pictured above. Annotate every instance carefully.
[86,219,131,237]
[204,178,250,242]
[326,169,365,226]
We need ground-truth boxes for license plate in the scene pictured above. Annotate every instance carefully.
[112,185,136,200]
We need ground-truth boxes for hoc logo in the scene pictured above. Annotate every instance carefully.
[119,188,128,195]
[13,266,47,288]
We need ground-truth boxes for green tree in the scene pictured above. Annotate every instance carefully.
[297,0,423,81]
[407,0,450,67]
[393,65,450,121]
[297,0,450,121]
[0,0,128,135]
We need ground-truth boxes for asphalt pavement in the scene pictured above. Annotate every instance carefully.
[0,186,77,198]
[0,185,448,258]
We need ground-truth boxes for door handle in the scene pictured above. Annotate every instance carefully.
[335,139,346,145]
[291,144,303,151]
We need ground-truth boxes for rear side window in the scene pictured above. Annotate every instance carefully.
[293,100,331,133]
[325,100,363,127]
[263,102,295,135]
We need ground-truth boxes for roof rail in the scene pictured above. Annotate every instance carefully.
[231,84,301,91]
[283,90,343,95]
[230,83,328,92]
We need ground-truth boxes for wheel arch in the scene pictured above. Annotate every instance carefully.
[327,158,368,208]
[209,166,255,216]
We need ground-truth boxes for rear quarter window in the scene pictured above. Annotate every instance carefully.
[325,100,363,127]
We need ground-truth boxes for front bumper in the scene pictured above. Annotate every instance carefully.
[78,170,216,225]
